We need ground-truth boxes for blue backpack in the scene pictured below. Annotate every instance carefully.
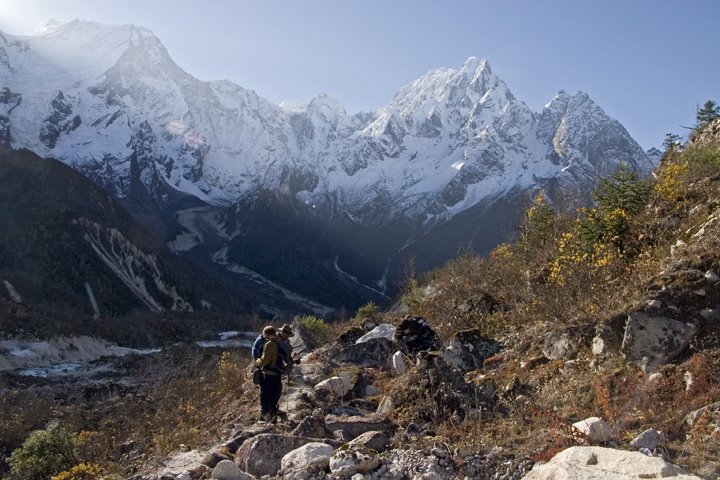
[252,334,265,360]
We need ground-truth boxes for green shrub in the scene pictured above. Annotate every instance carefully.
[51,462,104,480]
[294,314,329,341]
[355,301,382,324]
[8,421,77,480]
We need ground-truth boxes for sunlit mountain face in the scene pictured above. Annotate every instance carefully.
[0,20,654,315]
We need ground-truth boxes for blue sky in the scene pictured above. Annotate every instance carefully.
[1,0,717,149]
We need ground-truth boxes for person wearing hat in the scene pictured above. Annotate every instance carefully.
[277,324,295,372]
[271,324,295,419]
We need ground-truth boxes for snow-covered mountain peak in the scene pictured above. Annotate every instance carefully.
[0,19,163,89]
[459,56,490,78]
[279,100,308,114]
[307,92,347,121]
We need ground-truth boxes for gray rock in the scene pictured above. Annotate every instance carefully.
[290,415,334,439]
[521,446,702,479]
[337,337,396,368]
[288,322,320,360]
[234,434,315,477]
[592,325,622,356]
[329,445,381,476]
[542,331,576,360]
[280,442,334,474]
[684,401,720,427]
[630,428,667,450]
[211,460,255,480]
[440,328,501,370]
[394,316,440,355]
[621,312,698,370]
[314,376,352,398]
[348,430,392,453]
[357,324,396,343]
[325,414,395,441]
[391,350,406,375]
[571,417,614,443]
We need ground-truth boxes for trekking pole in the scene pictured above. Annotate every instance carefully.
[286,371,290,414]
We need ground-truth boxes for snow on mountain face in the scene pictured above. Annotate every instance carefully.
[0,20,653,227]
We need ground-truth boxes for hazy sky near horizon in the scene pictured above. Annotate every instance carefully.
[1,0,717,150]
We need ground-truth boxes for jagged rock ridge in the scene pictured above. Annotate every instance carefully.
[0,20,655,311]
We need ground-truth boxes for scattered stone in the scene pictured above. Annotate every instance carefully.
[202,450,231,468]
[394,316,440,355]
[440,328,501,370]
[325,414,395,440]
[541,331,576,360]
[571,417,614,443]
[337,326,366,346]
[329,445,381,477]
[357,323,396,343]
[280,442,334,473]
[348,430,392,453]
[621,312,698,370]
[391,350,406,375]
[365,384,380,396]
[684,401,720,427]
[290,415,334,439]
[521,446,702,479]
[671,240,688,256]
[705,270,720,282]
[699,308,719,320]
[314,376,352,399]
[211,460,254,480]
[288,322,320,360]
[630,428,667,450]
[647,299,662,309]
[337,337,396,368]
[234,434,314,477]
[376,395,394,415]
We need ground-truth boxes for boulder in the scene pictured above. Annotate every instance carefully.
[440,329,501,370]
[630,428,667,450]
[329,445,381,477]
[621,313,698,370]
[295,361,333,386]
[376,396,394,415]
[391,351,406,375]
[291,415,334,439]
[571,417,614,443]
[337,337,395,368]
[324,414,395,440]
[314,376,352,399]
[394,316,440,355]
[234,434,314,477]
[542,331,576,360]
[337,326,365,346]
[203,450,232,468]
[211,460,255,480]
[348,430,392,453]
[684,401,720,427]
[365,384,380,396]
[357,323,396,343]
[288,322,320,360]
[592,324,622,356]
[521,446,702,479]
[280,442,334,473]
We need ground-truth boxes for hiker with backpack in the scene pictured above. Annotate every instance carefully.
[255,325,285,422]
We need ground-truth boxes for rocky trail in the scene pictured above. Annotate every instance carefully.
[139,316,708,480]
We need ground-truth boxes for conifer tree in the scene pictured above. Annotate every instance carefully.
[578,164,651,255]
[696,100,719,129]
